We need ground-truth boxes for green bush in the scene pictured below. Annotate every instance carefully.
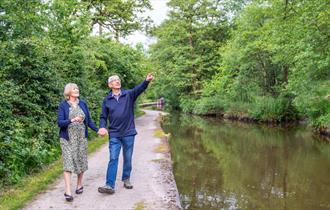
[179,97,196,114]
[0,38,62,186]
[249,94,299,122]
[0,0,152,189]
[293,81,330,127]
[193,96,226,115]
[223,101,251,118]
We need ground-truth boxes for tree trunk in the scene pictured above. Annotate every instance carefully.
[99,23,103,36]
[115,30,120,42]
[283,65,288,84]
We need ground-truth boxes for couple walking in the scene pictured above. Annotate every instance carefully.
[57,73,154,202]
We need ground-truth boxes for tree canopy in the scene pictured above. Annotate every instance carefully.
[149,0,329,130]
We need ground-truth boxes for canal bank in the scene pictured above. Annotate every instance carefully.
[195,111,330,140]
[23,110,181,210]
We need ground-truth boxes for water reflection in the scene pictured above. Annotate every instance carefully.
[161,113,330,210]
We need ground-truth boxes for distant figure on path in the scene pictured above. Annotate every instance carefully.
[98,73,154,194]
[57,83,101,201]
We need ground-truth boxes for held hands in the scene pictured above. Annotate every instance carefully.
[71,116,83,123]
[146,73,154,81]
[98,128,108,137]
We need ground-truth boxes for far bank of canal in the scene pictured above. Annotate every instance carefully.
[161,112,330,210]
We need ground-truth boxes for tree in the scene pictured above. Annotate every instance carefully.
[149,0,236,110]
[86,0,152,40]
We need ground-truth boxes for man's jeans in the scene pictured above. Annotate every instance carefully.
[106,135,135,188]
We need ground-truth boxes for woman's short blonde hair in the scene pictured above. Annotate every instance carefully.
[63,83,79,100]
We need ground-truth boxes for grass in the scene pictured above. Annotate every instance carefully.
[154,143,169,153]
[135,109,145,118]
[154,128,166,138]
[153,128,170,153]
[151,158,166,162]
[134,200,146,210]
[0,136,108,210]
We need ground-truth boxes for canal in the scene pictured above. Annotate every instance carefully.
[161,113,330,210]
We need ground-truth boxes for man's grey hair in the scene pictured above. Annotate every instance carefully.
[108,75,121,84]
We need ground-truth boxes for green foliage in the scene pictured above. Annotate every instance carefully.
[85,0,152,40]
[179,97,196,114]
[0,23,62,186]
[149,0,233,110]
[193,97,226,115]
[149,0,329,132]
[174,0,330,128]
[0,0,149,187]
[292,81,330,127]
[86,38,146,89]
[222,100,250,118]
[151,0,330,130]
[249,94,298,122]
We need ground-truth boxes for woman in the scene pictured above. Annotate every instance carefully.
[57,83,99,202]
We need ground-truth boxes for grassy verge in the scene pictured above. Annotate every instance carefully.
[154,128,166,138]
[0,136,108,210]
[135,109,145,118]
[153,127,171,154]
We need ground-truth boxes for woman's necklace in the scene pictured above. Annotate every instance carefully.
[69,99,79,108]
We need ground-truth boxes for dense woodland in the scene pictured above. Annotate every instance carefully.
[0,0,329,187]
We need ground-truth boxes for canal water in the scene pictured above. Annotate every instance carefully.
[161,113,330,210]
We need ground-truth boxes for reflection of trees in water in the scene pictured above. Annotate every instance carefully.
[163,114,229,209]
[162,113,330,210]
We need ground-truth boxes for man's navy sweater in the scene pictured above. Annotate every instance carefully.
[100,80,149,138]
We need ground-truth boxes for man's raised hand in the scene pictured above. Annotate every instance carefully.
[146,73,154,81]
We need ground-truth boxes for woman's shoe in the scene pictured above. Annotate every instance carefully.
[75,186,84,194]
[64,193,73,202]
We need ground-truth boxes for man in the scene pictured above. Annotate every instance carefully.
[98,73,154,194]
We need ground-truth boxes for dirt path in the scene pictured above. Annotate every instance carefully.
[24,110,181,210]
